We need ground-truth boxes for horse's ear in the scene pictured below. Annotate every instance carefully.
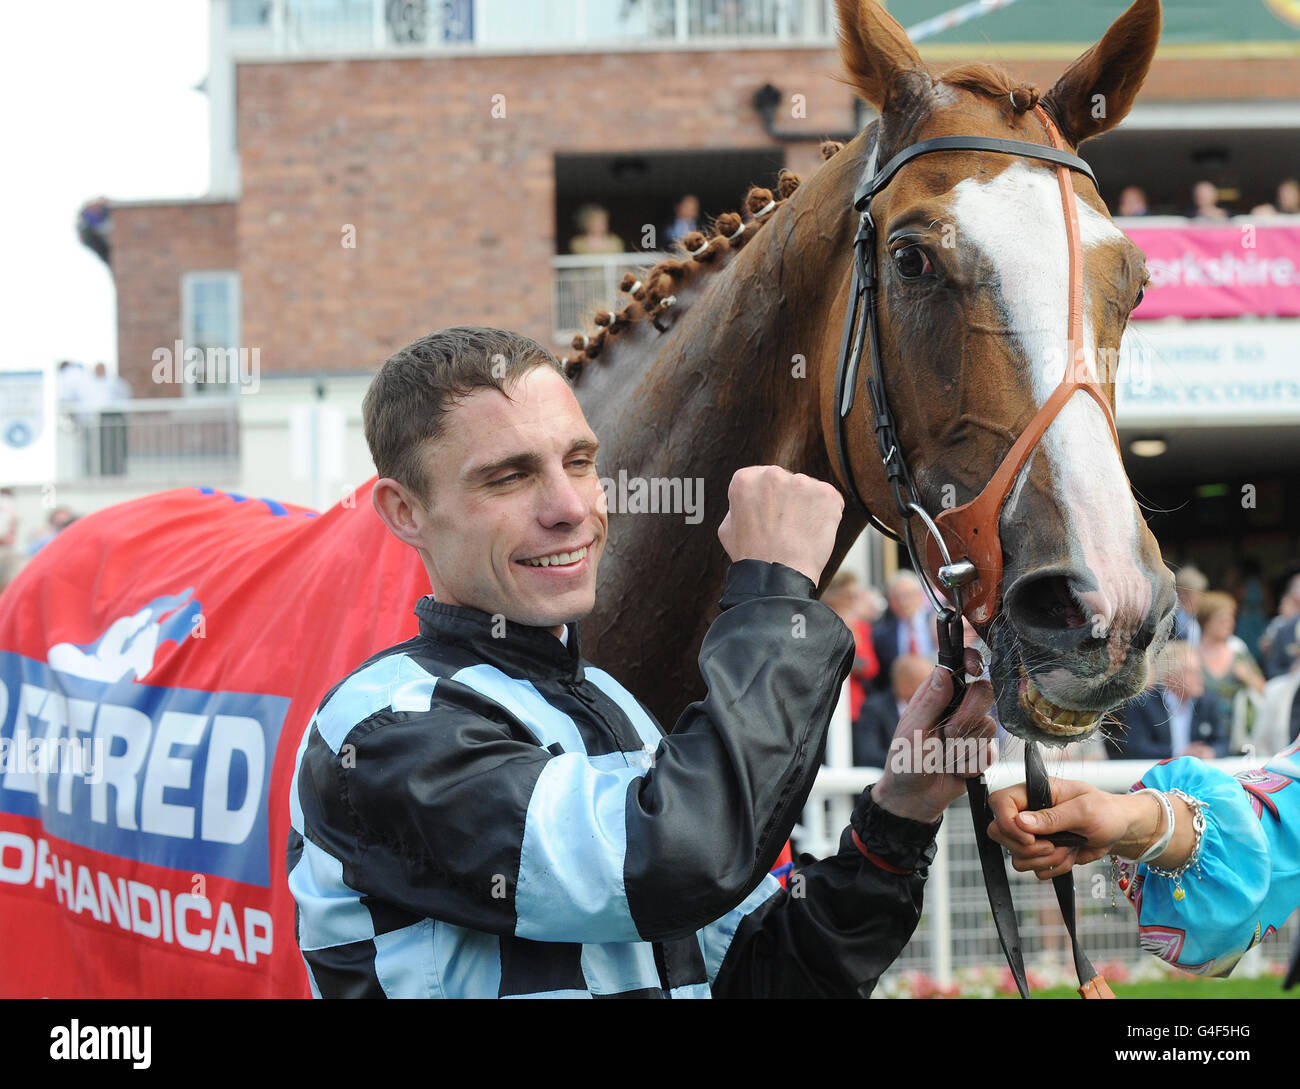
[834,0,929,113]
[1041,0,1161,145]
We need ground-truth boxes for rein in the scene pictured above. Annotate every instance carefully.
[833,105,1117,999]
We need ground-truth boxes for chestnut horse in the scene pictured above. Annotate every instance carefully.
[575,0,1173,746]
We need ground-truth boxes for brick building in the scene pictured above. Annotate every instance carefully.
[99,0,1300,397]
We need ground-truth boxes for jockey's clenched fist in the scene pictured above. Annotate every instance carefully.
[717,466,843,587]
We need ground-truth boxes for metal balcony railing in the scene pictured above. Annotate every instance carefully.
[57,399,241,486]
[238,0,835,54]
[553,251,669,341]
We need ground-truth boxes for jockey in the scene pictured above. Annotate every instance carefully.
[286,326,997,998]
[987,740,1300,981]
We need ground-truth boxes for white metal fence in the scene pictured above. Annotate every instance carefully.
[801,755,1299,994]
[57,400,241,485]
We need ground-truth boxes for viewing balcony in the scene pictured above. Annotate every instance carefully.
[227,0,835,54]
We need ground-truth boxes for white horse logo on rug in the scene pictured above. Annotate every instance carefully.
[47,589,202,684]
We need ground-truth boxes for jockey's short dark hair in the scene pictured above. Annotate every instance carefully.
[363,326,568,503]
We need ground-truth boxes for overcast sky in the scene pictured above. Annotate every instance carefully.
[1,0,210,373]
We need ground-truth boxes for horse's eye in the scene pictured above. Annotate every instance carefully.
[1133,285,1146,309]
[893,245,934,280]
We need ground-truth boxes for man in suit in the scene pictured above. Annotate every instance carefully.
[1106,641,1227,760]
[871,571,937,692]
[854,654,933,767]
[1261,574,1300,679]
[1172,564,1207,646]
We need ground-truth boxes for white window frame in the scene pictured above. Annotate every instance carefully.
[180,270,242,397]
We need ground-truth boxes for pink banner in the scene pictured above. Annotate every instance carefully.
[1125,222,1300,320]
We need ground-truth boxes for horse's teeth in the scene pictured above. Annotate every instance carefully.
[1018,672,1095,735]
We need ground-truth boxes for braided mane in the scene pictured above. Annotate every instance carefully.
[562,64,1039,382]
[562,140,846,382]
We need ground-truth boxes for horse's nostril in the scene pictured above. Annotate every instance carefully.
[1010,574,1090,632]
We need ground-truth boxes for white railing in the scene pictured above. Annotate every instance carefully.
[243,0,835,54]
[57,400,241,485]
[553,251,668,341]
[800,756,1298,992]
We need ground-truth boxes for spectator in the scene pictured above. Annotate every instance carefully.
[871,570,937,690]
[0,487,17,590]
[105,363,131,401]
[853,654,931,768]
[1106,641,1226,760]
[665,194,701,247]
[1186,180,1228,222]
[1261,573,1300,679]
[1197,589,1266,735]
[91,363,130,476]
[26,506,76,556]
[56,360,88,406]
[1278,178,1300,215]
[568,204,625,255]
[1116,185,1149,217]
[1172,563,1207,645]
[862,584,886,625]
[1225,558,1269,659]
[1257,181,1300,217]
[821,571,879,723]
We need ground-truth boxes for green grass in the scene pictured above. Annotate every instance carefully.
[1001,975,1298,999]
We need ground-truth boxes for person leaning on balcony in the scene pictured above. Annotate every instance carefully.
[1251,178,1300,218]
[286,326,997,998]
[1186,180,1228,222]
[1115,185,1148,217]
[568,203,626,256]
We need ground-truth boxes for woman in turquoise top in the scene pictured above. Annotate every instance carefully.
[987,737,1300,979]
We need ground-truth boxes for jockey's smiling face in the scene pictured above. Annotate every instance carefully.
[380,366,608,637]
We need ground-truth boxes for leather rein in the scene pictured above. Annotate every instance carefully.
[832,105,1117,999]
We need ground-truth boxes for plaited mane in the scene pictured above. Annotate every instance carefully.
[563,64,1041,382]
[562,141,846,382]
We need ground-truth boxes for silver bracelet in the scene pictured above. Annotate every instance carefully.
[1134,788,1176,863]
[1146,789,1209,901]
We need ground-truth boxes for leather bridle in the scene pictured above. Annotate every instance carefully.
[833,105,1118,999]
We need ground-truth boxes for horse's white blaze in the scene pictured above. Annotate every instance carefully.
[949,163,1151,686]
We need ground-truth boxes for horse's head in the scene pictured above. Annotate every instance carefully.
[833,0,1174,745]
